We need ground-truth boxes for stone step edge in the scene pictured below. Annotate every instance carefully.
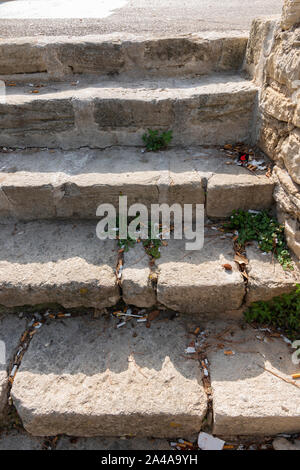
[0,146,274,220]
[0,33,248,77]
[2,313,300,439]
[0,221,298,312]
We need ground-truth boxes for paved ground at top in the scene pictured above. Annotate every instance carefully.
[0,0,283,37]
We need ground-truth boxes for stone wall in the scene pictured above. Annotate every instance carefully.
[245,1,300,260]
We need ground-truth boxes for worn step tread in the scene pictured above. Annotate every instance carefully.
[10,315,207,438]
[122,232,299,312]
[0,220,120,309]
[0,75,257,148]
[0,33,248,77]
[0,220,298,311]
[0,146,274,220]
[208,323,300,436]
[3,75,256,102]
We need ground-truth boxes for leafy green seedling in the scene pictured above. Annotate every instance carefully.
[224,210,294,270]
[245,285,300,340]
[142,129,173,152]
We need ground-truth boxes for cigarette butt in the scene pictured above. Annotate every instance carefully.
[179,440,193,448]
[292,373,300,379]
[224,445,235,450]
[117,321,126,328]
[49,314,56,319]
[10,365,18,378]
[21,331,28,342]
[194,327,200,335]
[224,350,235,356]
[176,443,187,449]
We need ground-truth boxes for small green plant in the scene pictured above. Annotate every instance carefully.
[224,210,294,270]
[245,285,300,340]
[143,238,161,259]
[117,219,162,259]
[142,129,173,151]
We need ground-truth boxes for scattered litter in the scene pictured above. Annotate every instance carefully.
[198,432,225,451]
[282,335,292,345]
[248,210,260,214]
[185,346,196,354]
[292,373,300,379]
[117,265,123,279]
[224,350,235,356]
[10,365,18,378]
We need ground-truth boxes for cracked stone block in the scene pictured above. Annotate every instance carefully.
[11,315,207,437]
[121,243,156,308]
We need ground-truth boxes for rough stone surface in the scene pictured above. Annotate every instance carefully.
[207,174,274,218]
[281,0,300,30]
[121,244,156,308]
[0,221,119,309]
[0,34,248,77]
[0,430,43,450]
[156,234,245,315]
[285,217,300,259]
[0,76,257,148]
[0,146,272,221]
[11,315,207,437]
[246,245,299,304]
[56,436,171,450]
[281,130,300,185]
[209,325,300,436]
[0,314,26,417]
[246,17,300,260]
[273,437,300,450]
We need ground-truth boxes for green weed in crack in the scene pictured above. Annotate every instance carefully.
[245,285,300,340]
[117,218,163,259]
[224,209,294,270]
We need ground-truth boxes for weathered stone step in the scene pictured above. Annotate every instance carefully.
[10,315,207,438]
[0,75,257,148]
[0,220,297,312]
[121,231,299,312]
[0,33,247,78]
[0,146,274,221]
[0,220,120,309]
[6,315,300,438]
[208,322,300,436]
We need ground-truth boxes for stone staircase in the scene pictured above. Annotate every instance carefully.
[0,30,299,441]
